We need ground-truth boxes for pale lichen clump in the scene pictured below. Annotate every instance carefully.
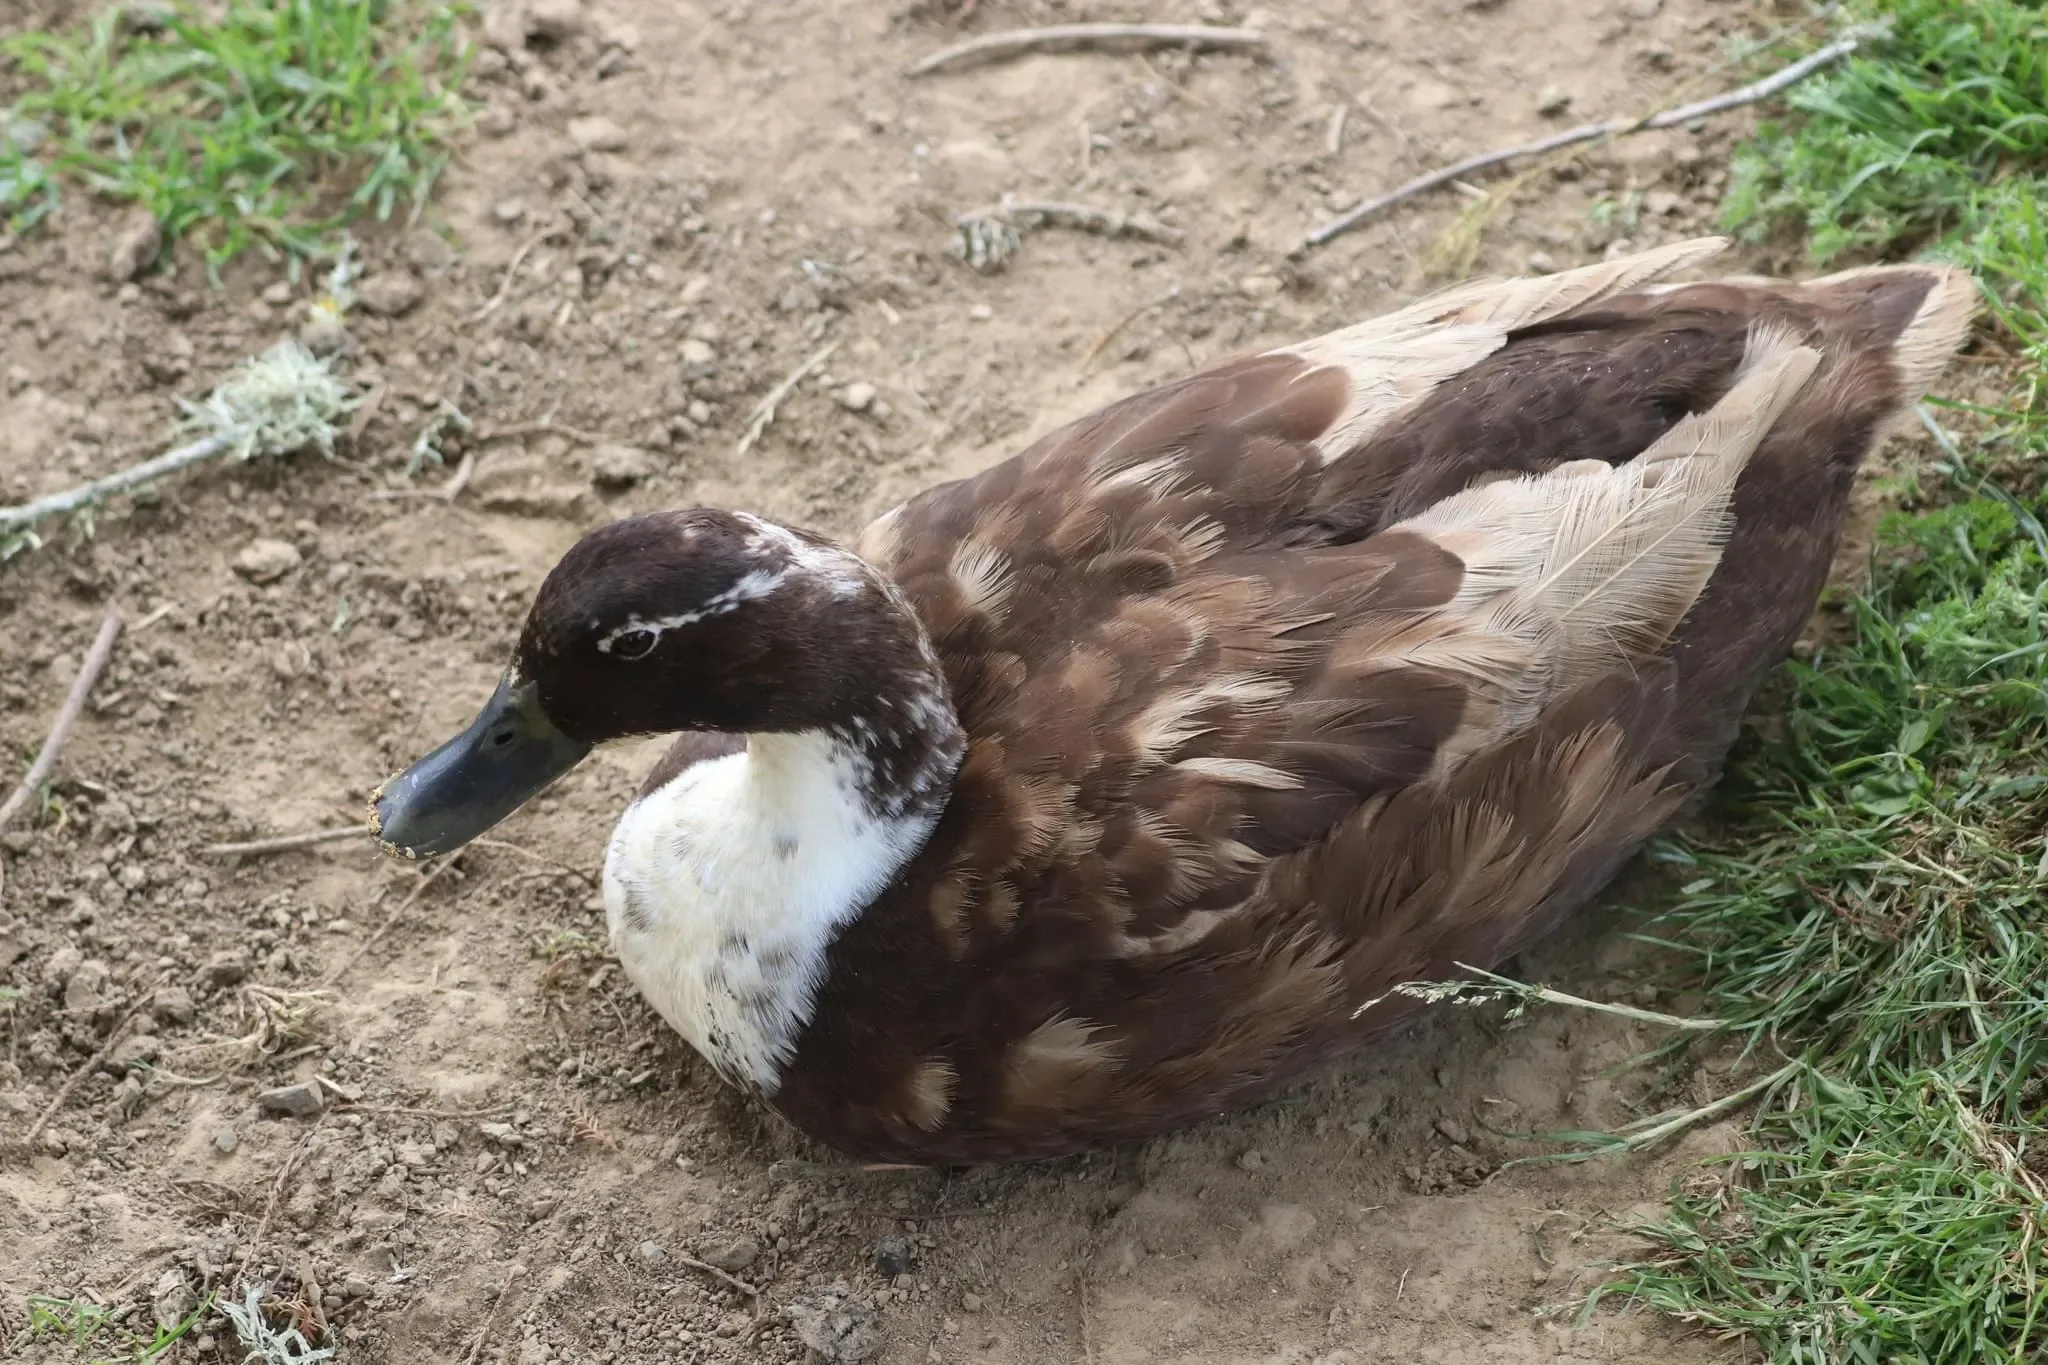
[175,338,359,462]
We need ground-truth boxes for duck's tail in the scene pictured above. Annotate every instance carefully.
[1646,258,1978,785]
[1802,258,1981,432]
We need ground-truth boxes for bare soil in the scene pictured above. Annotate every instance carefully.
[1,0,1839,1361]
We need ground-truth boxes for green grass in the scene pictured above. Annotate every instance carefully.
[0,0,471,277]
[16,1292,214,1365]
[1578,3,2048,1360]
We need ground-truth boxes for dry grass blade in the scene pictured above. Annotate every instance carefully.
[736,343,839,458]
[905,22,1267,77]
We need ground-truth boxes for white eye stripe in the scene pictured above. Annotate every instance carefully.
[593,567,792,655]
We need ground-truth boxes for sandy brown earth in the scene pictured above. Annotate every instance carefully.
[0,0,1843,1361]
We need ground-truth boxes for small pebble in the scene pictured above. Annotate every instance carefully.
[211,1127,238,1155]
[261,281,293,305]
[873,1235,917,1277]
[355,273,424,318]
[106,209,162,282]
[527,0,587,41]
[589,444,655,489]
[704,1235,761,1273]
[299,312,353,357]
[198,951,249,989]
[838,381,876,413]
[1236,1148,1265,1172]
[568,115,629,153]
[1434,1116,1470,1146]
[961,1292,984,1312]
[494,197,528,225]
[968,303,993,321]
[1526,250,1557,274]
[680,338,716,366]
[232,538,303,585]
[635,1240,668,1268]
[1537,85,1573,118]
[258,1081,327,1119]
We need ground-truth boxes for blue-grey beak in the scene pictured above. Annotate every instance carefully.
[370,676,590,858]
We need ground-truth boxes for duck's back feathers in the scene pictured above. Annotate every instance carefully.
[757,240,1976,1161]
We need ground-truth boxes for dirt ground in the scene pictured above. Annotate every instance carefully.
[0,0,1827,1361]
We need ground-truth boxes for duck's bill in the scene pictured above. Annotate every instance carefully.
[370,676,590,859]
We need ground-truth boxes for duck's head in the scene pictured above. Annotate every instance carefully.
[370,508,893,858]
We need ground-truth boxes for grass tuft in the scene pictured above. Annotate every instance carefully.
[1723,0,2048,267]
[1579,4,2048,1358]
[0,0,471,276]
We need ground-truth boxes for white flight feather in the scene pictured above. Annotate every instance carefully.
[1397,328,1821,735]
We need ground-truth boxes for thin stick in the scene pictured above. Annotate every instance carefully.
[676,1252,762,1301]
[470,229,552,323]
[960,198,1184,246]
[370,450,477,504]
[1306,34,1868,247]
[202,826,362,859]
[1325,103,1350,156]
[0,434,238,535]
[336,1102,516,1120]
[235,1120,325,1282]
[736,342,838,459]
[1080,286,1181,372]
[473,420,614,448]
[322,857,462,986]
[461,1264,528,1365]
[16,971,165,1153]
[906,22,1268,77]
[0,605,124,835]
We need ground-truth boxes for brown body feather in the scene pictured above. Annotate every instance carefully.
[721,240,1979,1162]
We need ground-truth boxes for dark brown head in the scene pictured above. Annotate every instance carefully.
[370,509,906,858]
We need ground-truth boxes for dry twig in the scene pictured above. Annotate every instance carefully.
[474,419,615,448]
[202,825,362,859]
[677,1251,762,1301]
[906,22,1267,77]
[16,971,166,1155]
[0,604,124,837]
[1306,33,1870,247]
[471,228,554,323]
[1080,286,1182,372]
[736,342,839,459]
[323,857,464,986]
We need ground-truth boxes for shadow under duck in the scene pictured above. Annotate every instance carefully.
[371,237,1974,1164]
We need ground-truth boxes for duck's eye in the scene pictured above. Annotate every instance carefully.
[609,628,658,660]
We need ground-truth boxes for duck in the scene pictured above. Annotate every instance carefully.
[370,237,1974,1164]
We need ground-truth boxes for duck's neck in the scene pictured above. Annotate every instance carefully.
[601,592,965,1092]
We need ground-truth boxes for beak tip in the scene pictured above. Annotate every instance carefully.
[367,775,431,861]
